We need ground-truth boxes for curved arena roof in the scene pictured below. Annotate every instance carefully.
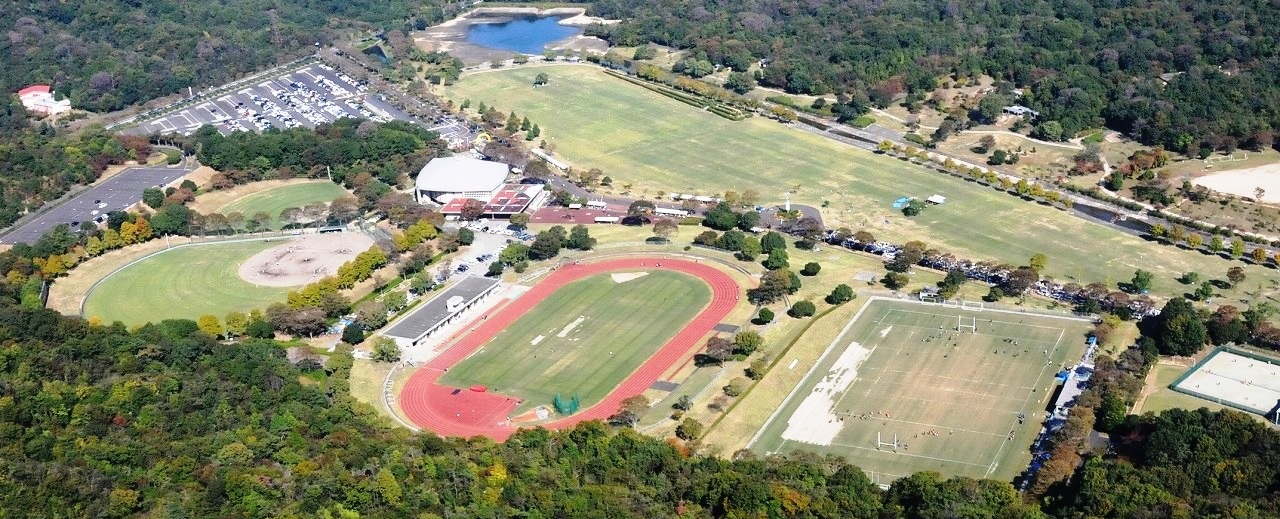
[415,156,509,193]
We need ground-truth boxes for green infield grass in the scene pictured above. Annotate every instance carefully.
[83,240,290,325]
[439,269,711,412]
[749,298,1093,483]
[215,181,348,230]
[445,65,1280,302]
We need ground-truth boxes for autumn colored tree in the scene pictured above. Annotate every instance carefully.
[197,314,223,338]
[224,311,248,338]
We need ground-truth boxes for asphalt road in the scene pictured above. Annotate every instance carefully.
[0,160,195,245]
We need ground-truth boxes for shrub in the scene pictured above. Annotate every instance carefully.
[341,323,365,344]
[826,284,854,304]
[755,307,774,324]
[800,262,821,276]
[789,300,817,318]
[246,320,274,339]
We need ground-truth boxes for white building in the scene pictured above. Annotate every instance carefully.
[18,85,71,116]
[414,156,510,204]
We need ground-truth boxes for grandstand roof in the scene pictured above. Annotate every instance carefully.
[415,156,508,193]
[383,276,501,342]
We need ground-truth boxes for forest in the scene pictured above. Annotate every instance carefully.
[570,0,1280,152]
[1,0,460,112]
[0,96,148,227]
[1,269,1279,517]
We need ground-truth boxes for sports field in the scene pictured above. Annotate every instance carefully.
[750,298,1093,484]
[446,65,1280,298]
[439,270,711,413]
[214,181,348,229]
[83,240,290,325]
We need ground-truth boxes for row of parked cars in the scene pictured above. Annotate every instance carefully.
[824,231,1161,318]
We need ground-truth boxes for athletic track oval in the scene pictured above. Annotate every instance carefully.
[399,257,740,440]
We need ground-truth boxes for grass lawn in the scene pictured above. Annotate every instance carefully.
[439,270,712,413]
[213,181,348,230]
[83,240,290,325]
[1139,363,1243,417]
[446,66,1280,305]
[749,298,1093,483]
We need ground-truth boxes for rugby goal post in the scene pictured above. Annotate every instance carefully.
[876,432,900,452]
[958,315,978,333]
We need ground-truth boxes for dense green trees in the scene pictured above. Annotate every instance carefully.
[1,1,458,112]
[1150,298,1208,355]
[0,96,148,227]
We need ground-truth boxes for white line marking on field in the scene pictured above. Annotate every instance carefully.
[556,316,585,338]
[787,359,798,370]
[984,325,1066,477]
[531,335,545,346]
[827,441,989,468]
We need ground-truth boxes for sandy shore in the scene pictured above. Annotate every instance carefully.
[416,8,613,64]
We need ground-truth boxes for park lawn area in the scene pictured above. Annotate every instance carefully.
[213,181,348,229]
[749,298,1093,484]
[447,65,1280,305]
[83,240,289,326]
[439,270,711,413]
[1139,363,1239,417]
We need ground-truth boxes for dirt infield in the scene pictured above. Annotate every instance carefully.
[399,257,739,440]
[1192,162,1280,203]
[237,232,374,287]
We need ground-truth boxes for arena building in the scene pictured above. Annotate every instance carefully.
[415,156,544,217]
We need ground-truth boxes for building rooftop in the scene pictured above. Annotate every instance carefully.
[384,276,501,341]
[18,85,51,96]
[415,156,509,193]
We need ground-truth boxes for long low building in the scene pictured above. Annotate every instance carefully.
[383,276,502,348]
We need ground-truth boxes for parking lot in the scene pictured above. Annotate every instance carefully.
[0,161,194,245]
[130,61,473,147]
[134,64,388,136]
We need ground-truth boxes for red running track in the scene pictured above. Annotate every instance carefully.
[400,258,740,440]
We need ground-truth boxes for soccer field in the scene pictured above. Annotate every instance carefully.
[215,181,348,230]
[445,65,1280,299]
[439,270,711,412]
[83,240,290,325]
[750,298,1093,484]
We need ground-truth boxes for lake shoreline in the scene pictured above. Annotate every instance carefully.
[416,8,614,64]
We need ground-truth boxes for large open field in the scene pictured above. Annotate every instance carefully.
[749,298,1092,484]
[445,65,1280,301]
[83,239,291,325]
[439,269,711,413]
[212,181,349,229]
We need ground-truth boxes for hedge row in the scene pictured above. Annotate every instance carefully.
[607,71,749,121]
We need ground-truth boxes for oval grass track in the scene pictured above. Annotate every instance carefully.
[83,240,290,325]
[216,181,348,230]
[399,258,740,440]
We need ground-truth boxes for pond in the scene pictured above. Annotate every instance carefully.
[465,15,581,54]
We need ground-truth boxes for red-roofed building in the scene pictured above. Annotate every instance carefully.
[17,84,71,116]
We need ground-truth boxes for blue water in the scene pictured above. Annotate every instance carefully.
[466,16,581,54]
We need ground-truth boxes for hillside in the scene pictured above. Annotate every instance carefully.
[572,0,1280,153]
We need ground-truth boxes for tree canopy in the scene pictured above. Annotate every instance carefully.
[583,0,1280,150]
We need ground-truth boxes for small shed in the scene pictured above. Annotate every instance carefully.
[926,194,947,205]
